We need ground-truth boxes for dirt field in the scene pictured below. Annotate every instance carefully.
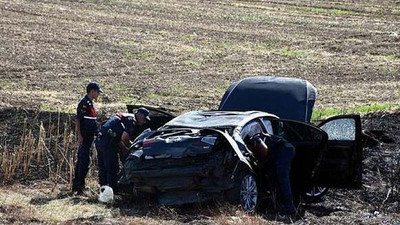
[1,0,400,224]
[1,0,400,114]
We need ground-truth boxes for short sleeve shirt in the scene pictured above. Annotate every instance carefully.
[77,95,97,120]
[100,114,136,143]
[77,95,98,135]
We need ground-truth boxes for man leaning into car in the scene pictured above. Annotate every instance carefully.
[95,108,150,193]
[247,131,296,217]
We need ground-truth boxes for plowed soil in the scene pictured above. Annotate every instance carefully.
[1,0,400,224]
[1,0,399,114]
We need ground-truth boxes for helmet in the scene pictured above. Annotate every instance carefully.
[98,185,114,203]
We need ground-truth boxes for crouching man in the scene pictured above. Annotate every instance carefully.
[95,107,150,193]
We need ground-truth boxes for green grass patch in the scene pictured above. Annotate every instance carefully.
[136,51,154,59]
[278,48,309,57]
[117,96,135,103]
[241,15,273,24]
[216,83,231,94]
[171,85,185,95]
[148,93,163,100]
[385,55,400,61]
[170,85,197,98]
[124,50,154,60]
[184,60,200,67]
[241,15,260,23]
[125,50,132,58]
[312,103,400,121]
[0,79,29,90]
[40,104,75,114]
[299,6,352,15]
[109,84,129,92]
[214,41,275,55]
[223,12,273,24]
[0,80,16,89]
[180,45,201,54]
[180,34,195,42]
[142,68,157,75]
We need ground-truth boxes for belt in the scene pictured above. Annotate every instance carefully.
[84,116,97,120]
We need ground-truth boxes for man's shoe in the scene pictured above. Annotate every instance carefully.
[277,213,295,223]
[72,181,79,192]
[75,188,84,195]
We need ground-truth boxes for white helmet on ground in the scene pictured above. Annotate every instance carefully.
[98,185,114,203]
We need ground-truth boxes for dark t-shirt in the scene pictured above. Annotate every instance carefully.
[98,114,136,145]
[77,95,98,135]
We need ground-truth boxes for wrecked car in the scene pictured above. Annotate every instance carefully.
[218,76,362,199]
[119,76,362,212]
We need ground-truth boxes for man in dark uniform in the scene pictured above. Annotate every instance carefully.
[247,132,296,217]
[96,107,150,193]
[72,82,103,194]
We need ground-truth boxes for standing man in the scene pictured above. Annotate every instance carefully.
[96,107,150,193]
[72,82,103,194]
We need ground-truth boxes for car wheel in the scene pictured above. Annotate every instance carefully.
[305,186,328,200]
[240,173,260,212]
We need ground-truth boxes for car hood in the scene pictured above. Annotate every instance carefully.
[138,134,218,159]
[128,128,254,173]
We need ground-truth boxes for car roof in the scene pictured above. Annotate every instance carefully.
[163,110,278,129]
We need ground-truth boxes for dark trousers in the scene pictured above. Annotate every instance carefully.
[265,136,296,215]
[96,138,120,192]
[74,134,94,190]
[275,142,296,214]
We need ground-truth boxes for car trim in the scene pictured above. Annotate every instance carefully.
[205,128,254,173]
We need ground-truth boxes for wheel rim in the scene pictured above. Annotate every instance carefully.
[306,186,327,197]
[240,174,258,211]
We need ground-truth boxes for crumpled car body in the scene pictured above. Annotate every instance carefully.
[122,111,276,206]
[119,76,363,210]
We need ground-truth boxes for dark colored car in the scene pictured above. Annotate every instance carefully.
[219,76,362,198]
[119,76,362,212]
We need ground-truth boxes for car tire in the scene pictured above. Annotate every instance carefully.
[225,171,264,212]
[304,186,328,200]
[239,173,261,212]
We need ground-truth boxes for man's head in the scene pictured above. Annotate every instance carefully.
[86,82,103,99]
[135,107,151,126]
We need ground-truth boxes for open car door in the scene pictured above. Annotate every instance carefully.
[278,119,328,192]
[316,115,362,188]
[126,105,176,139]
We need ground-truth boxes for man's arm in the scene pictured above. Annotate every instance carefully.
[76,118,83,146]
[76,100,86,147]
[252,135,269,163]
[117,131,132,155]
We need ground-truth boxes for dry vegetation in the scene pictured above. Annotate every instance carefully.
[1,0,399,114]
[1,0,400,224]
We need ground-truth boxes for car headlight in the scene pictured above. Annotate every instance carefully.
[131,150,143,158]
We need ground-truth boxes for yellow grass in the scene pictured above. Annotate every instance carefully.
[0,188,112,223]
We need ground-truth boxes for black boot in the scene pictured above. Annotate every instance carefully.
[72,178,80,192]
[72,178,84,194]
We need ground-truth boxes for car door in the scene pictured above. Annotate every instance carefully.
[126,105,176,138]
[316,115,362,188]
[278,119,328,191]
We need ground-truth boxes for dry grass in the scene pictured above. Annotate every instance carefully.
[0,0,399,114]
[0,108,78,187]
[0,185,112,223]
